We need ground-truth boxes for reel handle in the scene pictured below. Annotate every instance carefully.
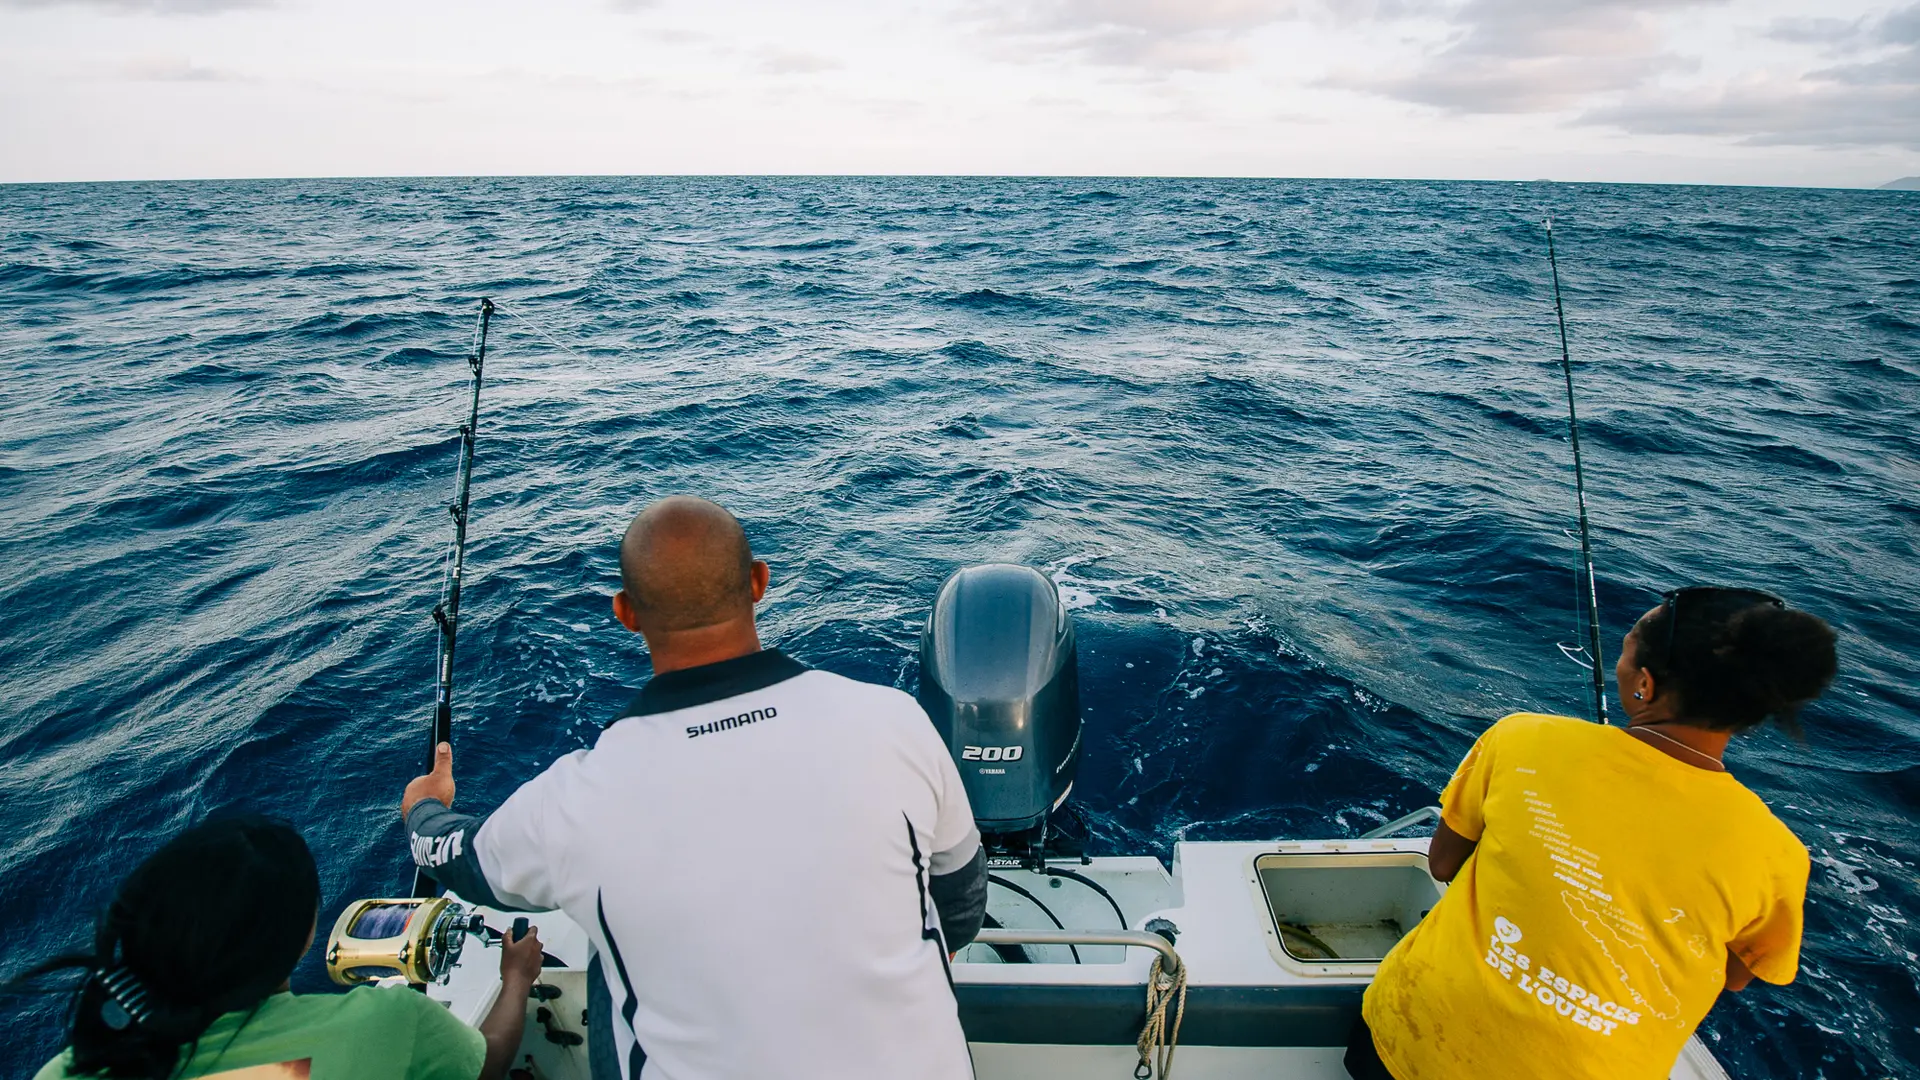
[511,917,530,943]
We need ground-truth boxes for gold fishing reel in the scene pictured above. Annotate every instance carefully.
[325,897,483,986]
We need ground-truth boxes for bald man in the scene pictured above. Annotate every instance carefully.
[400,497,986,1080]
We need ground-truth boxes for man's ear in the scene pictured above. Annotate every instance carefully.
[749,560,770,603]
[1635,667,1659,703]
[612,590,642,632]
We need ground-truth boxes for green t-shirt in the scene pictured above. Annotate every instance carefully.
[34,986,485,1080]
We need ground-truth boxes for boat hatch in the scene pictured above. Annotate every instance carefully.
[1255,851,1442,975]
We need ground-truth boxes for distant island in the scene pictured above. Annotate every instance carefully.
[1882,176,1920,190]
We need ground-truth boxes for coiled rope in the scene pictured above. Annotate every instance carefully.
[1134,955,1187,1079]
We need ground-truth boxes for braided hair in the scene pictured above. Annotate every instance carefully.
[6,815,320,1079]
[1635,590,1838,735]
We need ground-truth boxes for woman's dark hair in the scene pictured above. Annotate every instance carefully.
[1634,589,1838,734]
[5,815,320,1079]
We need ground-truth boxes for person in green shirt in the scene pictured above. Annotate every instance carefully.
[9,815,543,1080]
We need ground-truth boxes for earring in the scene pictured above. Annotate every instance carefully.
[1633,691,1643,700]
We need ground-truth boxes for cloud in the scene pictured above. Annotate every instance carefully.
[642,27,707,45]
[977,0,1697,85]
[118,55,245,80]
[756,48,843,75]
[1010,0,1303,37]
[1764,16,1867,47]
[975,0,1311,72]
[475,66,655,93]
[1306,0,1918,151]
[1329,0,1719,114]
[0,0,268,11]
[1582,3,1920,149]
[1583,79,1920,148]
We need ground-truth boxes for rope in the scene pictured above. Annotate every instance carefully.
[1134,955,1187,1079]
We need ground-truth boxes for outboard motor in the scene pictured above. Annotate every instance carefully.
[919,564,1082,859]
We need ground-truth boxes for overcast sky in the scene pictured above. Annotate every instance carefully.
[2,0,1917,186]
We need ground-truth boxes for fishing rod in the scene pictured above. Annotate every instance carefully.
[1545,221,1608,725]
[414,297,494,897]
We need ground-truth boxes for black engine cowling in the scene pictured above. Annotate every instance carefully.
[918,564,1081,836]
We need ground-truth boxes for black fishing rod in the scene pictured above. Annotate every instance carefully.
[1545,222,1608,725]
[414,297,493,897]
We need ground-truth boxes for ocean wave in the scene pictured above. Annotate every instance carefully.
[0,261,277,294]
[0,176,1914,1080]
[943,287,1070,314]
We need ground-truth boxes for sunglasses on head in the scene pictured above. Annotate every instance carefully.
[1655,586,1785,671]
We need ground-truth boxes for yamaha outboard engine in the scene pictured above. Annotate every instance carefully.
[919,564,1082,862]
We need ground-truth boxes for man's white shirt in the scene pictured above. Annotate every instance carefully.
[408,649,982,1080]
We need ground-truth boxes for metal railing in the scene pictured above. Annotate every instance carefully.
[971,928,1182,974]
[1359,805,1442,840]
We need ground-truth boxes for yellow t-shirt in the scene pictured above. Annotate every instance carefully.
[1362,712,1808,1080]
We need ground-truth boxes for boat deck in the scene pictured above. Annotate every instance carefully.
[429,837,1731,1079]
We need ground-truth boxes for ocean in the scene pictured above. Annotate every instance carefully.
[0,176,1914,1078]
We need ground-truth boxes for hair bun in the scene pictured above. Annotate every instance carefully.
[1708,605,1838,729]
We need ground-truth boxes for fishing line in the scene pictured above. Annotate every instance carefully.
[1545,219,1609,725]
[490,300,625,378]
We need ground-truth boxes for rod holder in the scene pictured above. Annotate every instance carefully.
[1359,806,1442,840]
[970,928,1183,975]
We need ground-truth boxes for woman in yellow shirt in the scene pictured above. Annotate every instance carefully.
[1350,585,1838,1080]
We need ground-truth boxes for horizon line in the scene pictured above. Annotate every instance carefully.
[4,171,1914,192]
